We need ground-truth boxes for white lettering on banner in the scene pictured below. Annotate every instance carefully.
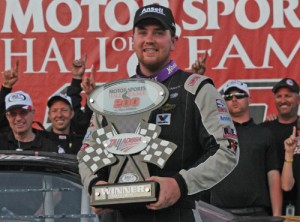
[40,38,68,73]
[1,0,300,34]
[0,0,299,127]
[46,0,82,33]
[2,0,46,33]
[1,36,135,73]
[2,33,300,73]
[185,34,300,70]
[263,35,300,68]
[3,38,34,72]
[97,37,119,72]
[182,0,300,30]
[81,0,108,32]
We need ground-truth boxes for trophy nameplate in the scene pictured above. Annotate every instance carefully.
[79,79,177,208]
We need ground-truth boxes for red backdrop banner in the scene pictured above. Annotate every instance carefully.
[0,0,299,125]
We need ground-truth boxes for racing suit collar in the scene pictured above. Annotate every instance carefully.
[136,60,179,82]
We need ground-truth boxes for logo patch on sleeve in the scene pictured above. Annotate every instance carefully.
[156,114,171,125]
[216,99,227,113]
[223,127,238,139]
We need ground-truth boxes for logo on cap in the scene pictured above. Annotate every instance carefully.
[8,93,26,102]
[5,90,33,111]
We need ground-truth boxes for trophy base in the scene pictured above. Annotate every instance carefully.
[91,181,159,208]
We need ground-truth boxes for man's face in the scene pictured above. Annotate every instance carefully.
[224,89,249,117]
[48,100,74,133]
[132,21,177,75]
[274,87,299,118]
[6,108,34,135]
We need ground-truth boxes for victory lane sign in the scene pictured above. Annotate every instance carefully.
[79,79,177,208]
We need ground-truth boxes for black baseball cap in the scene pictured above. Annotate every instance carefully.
[133,4,176,35]
[272,78,299,94]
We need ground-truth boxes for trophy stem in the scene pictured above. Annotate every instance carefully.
[108,156,126,184]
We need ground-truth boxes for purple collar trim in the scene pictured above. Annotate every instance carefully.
[136,60,179,82]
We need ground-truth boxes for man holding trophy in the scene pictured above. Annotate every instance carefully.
[77,3,239,222]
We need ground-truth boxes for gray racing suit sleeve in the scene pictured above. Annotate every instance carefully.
[180,74,240,195]
[77,113,106,192]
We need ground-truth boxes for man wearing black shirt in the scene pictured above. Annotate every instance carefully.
[261,78,300,215]
[211,80,282,216]
[0,90,57,152]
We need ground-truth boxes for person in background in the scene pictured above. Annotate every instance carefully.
[192,56,299,216]
[42,55,96,154]
[281,125,300,215]
[44,93,84,154]
[191,51,208,75]
[210,80,282,216]
[67,54,95,136]
[0,58,95,154]
[0,61,19,133]
[261,78,300,215]
[0,90,57,152]
[77,4,239,222]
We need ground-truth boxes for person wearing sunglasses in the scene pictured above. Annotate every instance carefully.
[0,90,57,152]
[210,80,282,216]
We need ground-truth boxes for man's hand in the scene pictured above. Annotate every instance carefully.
[146,176,181,210]
[2,60,19,88]
[72,54,87,80]
[81,64,96,95]
[90,181,114,216]
[284,126,298,157]
[264,113,278,122]
[191,51,208,75]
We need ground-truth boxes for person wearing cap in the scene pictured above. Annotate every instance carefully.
[77,4,239,222]
[0,90,57,152]
[209,80,282,216]
[261,78,300,215]
[41,55,95,154]
[0,61,19,133]
[44,93,85,154]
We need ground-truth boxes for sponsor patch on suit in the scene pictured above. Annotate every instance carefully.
[216,99,227,113]
[156,114,171,125]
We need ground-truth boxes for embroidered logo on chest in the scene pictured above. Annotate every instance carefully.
[156,114,171,125]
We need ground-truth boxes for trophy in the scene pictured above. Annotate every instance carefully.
[78,79,177,208]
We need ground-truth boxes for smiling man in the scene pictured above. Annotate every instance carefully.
[78,4,239,222]
[0,90,57,152]
[44,93,84,154]
[261,78,300,215]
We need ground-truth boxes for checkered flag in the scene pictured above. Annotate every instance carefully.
[78,124,117,174]
[137,122,177,169]
[136,121,161,139]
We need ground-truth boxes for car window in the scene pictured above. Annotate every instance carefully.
[0,171,99,222]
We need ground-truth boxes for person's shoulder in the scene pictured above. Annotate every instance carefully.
[259,119,278,127]
[34,130,58,152]
[183,73,214,95]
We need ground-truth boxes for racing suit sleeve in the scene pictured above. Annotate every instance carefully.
[177,75,239,195]
[77,113,108,193]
